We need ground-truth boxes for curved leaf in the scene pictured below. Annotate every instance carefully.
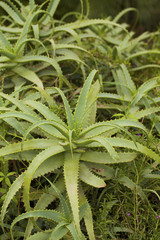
[81,151,137,164]
[64,152,81,235]
[24,100,65,126]
[10,210,64,240]
[79,162,106,188]
[54,88,74,129]
[12,66,44,89]
[0,172,25,229]
[79,187,95,240]
[26,231,51,240]
[23,145,64,211]
[49,222,68,240]
[42,0,61,24]
[15,55,63,87]
[74,70,97,129]
[0,139,56,158]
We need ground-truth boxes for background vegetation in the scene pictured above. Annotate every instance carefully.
[55,0,160,33]
[0,0,160,239]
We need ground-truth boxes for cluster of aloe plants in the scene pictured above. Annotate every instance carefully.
[0,1,160,239]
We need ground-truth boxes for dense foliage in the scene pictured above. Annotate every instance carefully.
[0,1,160,239]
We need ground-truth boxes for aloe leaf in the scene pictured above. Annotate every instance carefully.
[92,137,119,161]
[15,55,63,87]
[29,0,35,10]
[107,138,160,163]
[132,107,160,119]
[0,139,57,158]
[10,210,64,240]
[22,87,55,101]
[94,120,136,144]
[79,187,95,240]
[81,151,137,164]
[0,92,34,114]
[98,92,131,102]
[0,48,16,59]
[127,50,160,60]
[131,64,160,71]
[16,38,49,57]
[86,162,115,179]
[15,10,45,52]
[74,70,97,129]
[111,67,124,97]
[55,43,91,54]
[0,172,25,229]
[130,78,160,107]
[119,32,134,49]
[26,231,51,240]
[143,98,160,134]
[82,80,100,128]
[79,203,89,220]
[0,26,21,33]
[22,121,68,143]
[0,63,17,70]
[79,162,106,188]
[0,112,65,139]
[66,222,84,240]
[64,152,81,235]
[23,145,64,211]
[1,156,64,232]
[12,66,44,89]
[120,64,136,93]
[56,49,85,65]
[33,155,64,179]
[32,24,39,40]
[33,87,56,109]
[0,107,11,111]
[55,19,127,32]
[44,178,71,220]
[137,78,160,94]
[78,137,160,163]
[24,100,65,126]
[0,56,11,62]
[0,2,24,25]
[86,102,97,128]
[5,0,25,21]
[42,0,60,24]
[80,119,147,138]
[54,87,74,129]
[0,31,12,50]
[114,7,138,22]
[112,66,133,98]
[35,177,65,210]
[49,222,68,240]
[4,117,27,136]
[56,27,82,46]
[25,178,65,238]
[60,32,101,45]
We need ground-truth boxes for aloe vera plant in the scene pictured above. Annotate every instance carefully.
[99,64,160,133]
[0,70,160,239]
[10,178,89,240]
[0,0,128,91]
[86,8,160,89]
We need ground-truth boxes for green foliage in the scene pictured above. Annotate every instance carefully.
[1,71,160,239]
[0,1,160,239]
[0,0,128,91]
[10,178,89,240]
[98,64,160,133]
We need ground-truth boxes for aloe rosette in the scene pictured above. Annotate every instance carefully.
[0,70,160,239]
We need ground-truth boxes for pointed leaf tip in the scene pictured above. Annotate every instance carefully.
[98,183,106,188]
